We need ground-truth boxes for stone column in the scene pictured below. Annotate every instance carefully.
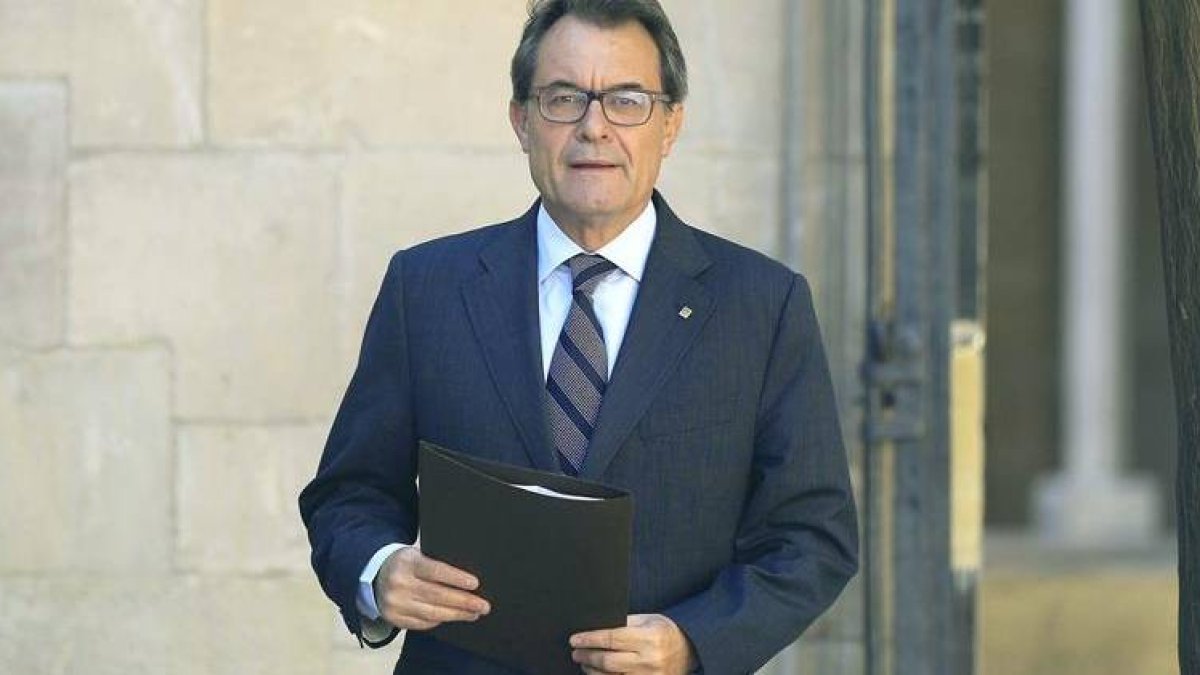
[1034,0,1159,547]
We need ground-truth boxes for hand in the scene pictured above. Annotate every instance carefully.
[570,614,697,675]
[372,546,491,631]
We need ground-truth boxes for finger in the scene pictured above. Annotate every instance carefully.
[412,552,481,590]
[379,582,488,619]
[412,581,491,615]
[378,599,438,632]
[384,613,437,632]
[570,629,612,651]
[377,585,487,624]
[383,601,480,631]
[379,558,485,611]
[408,599,484,625]
[571,627,642,652]
[572,647,638,673]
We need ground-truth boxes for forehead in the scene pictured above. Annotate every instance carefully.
[533,15,663,89]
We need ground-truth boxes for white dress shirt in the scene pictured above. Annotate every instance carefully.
[536,201,655,379]
[355,201,657,630]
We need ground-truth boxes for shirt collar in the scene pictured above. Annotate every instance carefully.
[536,201,657,284]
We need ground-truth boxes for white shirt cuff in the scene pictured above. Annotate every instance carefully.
[356,543,405,619]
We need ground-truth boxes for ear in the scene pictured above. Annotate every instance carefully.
[510,99,531,153]
[660,103,685,158]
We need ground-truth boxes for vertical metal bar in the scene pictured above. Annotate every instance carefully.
[956,0,987,323]
[892,1,956,674]
[861,0,890,673]
[890,1,932,671]
[864,0,981,672]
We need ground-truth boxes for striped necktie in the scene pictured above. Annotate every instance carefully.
[545,254,618,475]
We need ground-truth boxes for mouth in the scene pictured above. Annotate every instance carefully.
[568,160,620,171]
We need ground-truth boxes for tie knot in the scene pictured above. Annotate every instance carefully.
[567,254,617,296]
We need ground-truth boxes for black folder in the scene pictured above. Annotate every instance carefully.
[418,441,634,675]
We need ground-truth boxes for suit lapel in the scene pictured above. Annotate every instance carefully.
[460,204,558,472]
[580,195,714,479]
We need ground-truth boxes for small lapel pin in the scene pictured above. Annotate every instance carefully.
[678,306,693,319]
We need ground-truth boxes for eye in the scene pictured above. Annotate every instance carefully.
[546,90,584,106]
[607,93,645,109]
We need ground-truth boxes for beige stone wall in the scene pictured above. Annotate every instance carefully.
[1,2,835,673]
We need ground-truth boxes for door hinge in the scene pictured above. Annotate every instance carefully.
[862,319,926,444]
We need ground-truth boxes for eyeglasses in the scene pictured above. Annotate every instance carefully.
[530,86,673,127]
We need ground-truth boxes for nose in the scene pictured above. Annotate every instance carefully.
[575,98,612,141]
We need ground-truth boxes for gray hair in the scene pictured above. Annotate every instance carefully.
[510,0,688,104]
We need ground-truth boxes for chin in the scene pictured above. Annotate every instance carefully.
[559,193,622,217]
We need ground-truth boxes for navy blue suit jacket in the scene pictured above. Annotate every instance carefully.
[299,192,858,674]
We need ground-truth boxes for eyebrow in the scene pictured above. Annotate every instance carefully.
[539,79,650,91]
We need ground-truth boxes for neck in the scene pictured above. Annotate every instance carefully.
[544,204,647,252]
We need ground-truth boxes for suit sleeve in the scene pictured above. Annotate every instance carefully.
[298,251,416,645]
[663,273,860,673]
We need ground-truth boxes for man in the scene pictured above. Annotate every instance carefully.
[299,1,858,673]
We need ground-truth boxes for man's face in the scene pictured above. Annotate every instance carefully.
[510,16,684,235]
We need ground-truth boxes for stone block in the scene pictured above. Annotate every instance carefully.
[0,239,64,349]
[207,0,526,148]
[0,576,331,675]
[69,154,344,421]
[0,0,71,75]
[176,423,326,573]
[68,0,203,147]
[658,151,781,257]
[664,0,786,154]
[0,346,171,572]
[787,157,867,295]
[338,150,535,364]
[783,158,829,280]
[655,150,717,231]
[0,81,67,347]
[833,0,866,161]
[786,0,867,163]
[328,647,403,674]
[711,155,783,256]
[786,158,867,396]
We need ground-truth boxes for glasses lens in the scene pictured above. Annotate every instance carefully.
[601,91,652,125]
[539,88,587,123]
